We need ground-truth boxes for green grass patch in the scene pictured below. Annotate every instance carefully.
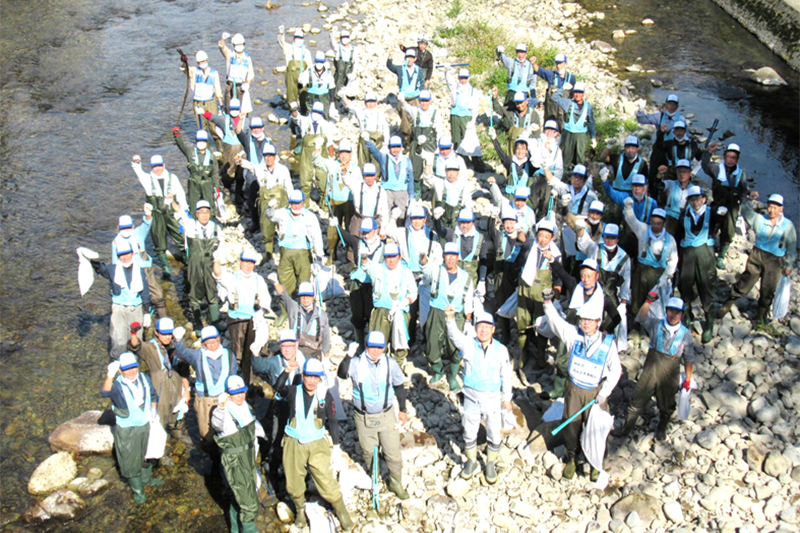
[446,0,463,18]
[594,109,641,143]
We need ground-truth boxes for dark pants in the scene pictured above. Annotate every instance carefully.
[563,380,604,459]
[631,263,665,318]
[627,348,681,421]
[349,280,373,350]
[678,245,716,322]
[228,318,255,384]
[730,247,783,311]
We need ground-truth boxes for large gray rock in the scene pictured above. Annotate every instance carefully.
[424,495,458,530]
[695,428,720,450]
[764,451,792,478]
[28,452,78,495]
[610,492,665,525]
[746,444,767,471]
[23,490,86,523]
[48,410,114,455]
[663,500,683,523]
[591,40,614,53]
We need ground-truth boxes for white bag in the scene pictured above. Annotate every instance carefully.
[77,247,99,297]
[580,404,614,490]
[615,303,628,352]
[146,419,168,460]
[773,274,791,320]
[676,374,698,421]
[249,310,271,356]
[390,308,409,351]
[314,265,346,302]
[647,281,673,320]
[456,121,482,157]
[497,292,518,318]
[240,87,253,114]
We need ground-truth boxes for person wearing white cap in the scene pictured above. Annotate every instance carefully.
[718,191,796,324]
[172,126,222,218]
[265,189,325,297]
[398,89,442,182]
[552,81,597,168]
[613,295,694,441]
[344,92,391,168]
[677,186,726,343]
[298,50,336,118]
[364,242,418,368]
[90,241,151,359]
[445,308,512,484]
[170,197,223,329]
[101,352,160,503]
[576,223,631,310]
[660,158,695,236]
[516,219,563,374]
[485,132,546,213]
[218,33,255,109]
[509,186,537,238]
[173,324,239,444]
[398,33,434,90]
[211,374,264,533]
[542,290,621,480]
[550,165,598,273]
[268,278,331,359]
[485,205,527,344]
[275,358,353,530]
[636,94,685,181]
[365,134,415,220]
[599,135,649,193]
[431,135,468,180]
[311,139,357,263]
[528,119,564,183]
[564,199,605,264]
[329,26,358,106]
[129,317,192,439]
[425,160,475,229]
[703,142,748,269]
[196,99,246,207]
[533,52,576,126]
[337,330,410,500]
[131,152,187,274]
[444,67,479,151]
[623,199,679,317]
[601,172,657,228]
[345,163,390,238]
[495,42,537,103]
[490,85,541,157]
[290,100,335,207]
[236,115,272,173]
[387,47,425,141]
[654,119,701,168]
[188,50,224,147]
[432,207,486,288]
[112,210,167,318]
[238,142,293,261]
[277,26,313,107]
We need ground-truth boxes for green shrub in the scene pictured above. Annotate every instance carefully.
[446,0,463,18]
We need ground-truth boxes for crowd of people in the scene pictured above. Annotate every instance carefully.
[84,24,796,532]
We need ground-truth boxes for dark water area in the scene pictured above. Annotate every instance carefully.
[577,0,800,220]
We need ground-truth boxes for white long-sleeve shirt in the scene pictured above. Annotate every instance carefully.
[277,33,313,66]
[265,207,325,258]
[346,103,391,140]
[624,203,679,281]
[528,134,564,181]
[216,269,272,313]
[444,71,480,120]
[132,163,187,210]
[239,159,294,191]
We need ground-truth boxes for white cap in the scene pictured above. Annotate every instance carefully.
[262,143,277,155]
[250,117,264,128]
[338,139,353,152]
[632,174,647,186]
[293,29,305,38]
[229,98,241,110]
[457,208,474,222]
[312,101,325,115]
[365,91,378,102]
[624,135,639,146]
[675,159,692,169]
[118,215,134,229]
[514,186,531,199]
[555,53,567,63]
[303,358,325,376]
[572,164,588,177]
[359,217,377,232]
[240,249,259,263]
[572,82,586,92]
[445,160,460,171]
[500,204,518,221]
[156,317,174,334]
[363,163,377,175]
[443,242,459,255]
[384,243,400,257]
[226,375,248,394]
[686,185,704,198]
[475,312,495,325]
[514,136,529,146]
[577,298,603,320]
[366,331,386,348]
[289,190,305,203]
[200,325,219,341]
[580,258,599,271]
[119,352,139,370]
[231,33,245,45]
[537,220,556,234]
[515,43,528,52]
[388,135,403,147]
[150,155,164,167]
[419,89,432,101]
[665,93,679,103]
[196,130,209,141]
[279,329,297,343]
[458,68,470,78]
[673,120,687,129]
[340,29,351,38]
[315,50,326,63]
[297,281,315,296]
[438,135,453,149]
[196,200,211,210]
[603,223,620,238]
[726,143,741,154]
[589,200,605,213]
[196,50,209,63]
[767,194,784,206]
[513,91,526,103]
[408,205,426,218]
[405,48,417,58]
[116,239,133,256]
[666,297,685,311]
[651,208,667,219]
[544,119,559,131]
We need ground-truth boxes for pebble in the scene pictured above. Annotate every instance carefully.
[626,510,642,527]
[696,428,720,450]
[663,501,683,523]
[446,478,471,499]
[763,451,792,478]
[642,18,655,25]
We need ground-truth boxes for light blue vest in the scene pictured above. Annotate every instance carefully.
[665,182,686,219]
[114,374,152,428]
[508,60,532,93]
[654,322,688,357]
[659,112,684,142]
[111,265,144,307]
[451,85,473,117]
[284,386,326,444]
[196,350,231,397]
[755,216,791,257]
[228,53,251,83]
[373,264,411,310]
[227,272,258,320]
[506,162,529,194]
[194,69,217,101]
[352,354,394,412]
[404,228,432,273]
[639,234,671,269]
[463,340,504,392]
[612,157,643,192]
[681,209,714,248]
[308,69,329,95]
[328,165,354,203]
[456,233,482,262]
[400,65,421,98]
[384,156,410,192]
[278,210,313,250]
[222,115,239,146]
[248,136,264,166]
[564,101,589,134]
[430,266,470,312]
[350,241,384,283]
[568,334,614,390]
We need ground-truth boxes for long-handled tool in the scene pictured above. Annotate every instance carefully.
[371,446,380,513]
[704,119,719,150]
[435,63,470,69]
[551,399,595,436]
[177,49,191,126]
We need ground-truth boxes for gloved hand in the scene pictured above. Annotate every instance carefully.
[496,45,505,54]
[361,131,370,141]
[646,290,659,303]
[623,197,634,209]
[390,207,401,220]
[417,134,427,145]
[142,314,151,328]
[596,394,609,407]
[599,167,610,182]
[195,105,205,116]
[542,288,555,303]
[717,206,728,216]
[477,281,486,297]
[347,342,359,357]
[221,32,231,40]
[278,25,285,34]
[433,206,445,220]
[171,127,181,135]
[560,193,572,207]
[329,216,338,228]
[397,92,405,102]
[268,198,279,209]
[172,398,189,415]
[149,407,160,424]
[681,379,692,392]
[267,272,279,284]
[218,392,230,408]
[574,218,587,230]
[107,361,121,378]
[130,322,142,334]
[289,101,299,111]
[143,203,153,216]
[562,82,573,92]
[591,138,598,149]
[172,326,186,342]
[314,137,325,150]
[488,127,497,140]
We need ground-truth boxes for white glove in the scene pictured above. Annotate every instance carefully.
[623,197,634,209]
[149,408,160,424]
[591,139,598,149]
[397,92,406,102]
[172,326,186,342]
[496,45,505,54]
[637,101,646,112]
[143,203,153,216]
[172,398,189,415]
[417,135,427,145]
[361,131,370,141]
[560,193,572,207]
[268,198,279,209]
[596,394,609,407]
[107,361,120,378]
[142,314,151,328]
[314,137,325,149]
[717,206,728,216]
[574,218,587,229]
[599,167,610,182]
[390,207,401,220]
[221,32,231,40]
[195,105,205,115]
[488,127,497,140]
[562,82,573,92]
[278,25,284,34]
[267,272,279,285]
[347,342,359,357]
[218,392,230,407]
[329,216,338,228]
[433,206,445,220]
[477,281,486,297]
[289,101,299,111]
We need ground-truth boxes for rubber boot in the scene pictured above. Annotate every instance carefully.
[228,504,242,533]
[755,306,767,327]
[612,415,637,438]
[448,361,462,392]
[430,361,444,383]
[331,498,354,531]
[141,462,164,487]
[208,304,220,325]
[388,472,409,500]
[717,297,736,319]
[485,448,499,485]
[590,467,600,482]
[128,476,146,504]
[460,447,479,480]
[563,456,576,480]
[240,521,257,533]
[159,252,172,278]
[701,314,714,344]
[191,308,204,331]
[292,496,307,527]
[656,416,670,441]
[716,244,729,270]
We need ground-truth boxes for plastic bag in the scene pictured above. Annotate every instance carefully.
[580,404,614,490]
[676,374,698,421]
[497,292,518,318]
[456,121,482,157]
[773,274,791,320]
[615,303,628,352]
[647,281,673,320]
[146,419,168,460]
[77,247,99,297]
[314,265,346,302]
[390,309,409,351]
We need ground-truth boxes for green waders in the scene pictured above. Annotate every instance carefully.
[717,203,739,268]
[358,131,384,174]
[458,259,479,291]
[625,347,681,427]
[516,267,552,369]
[369,306,410,368]
[678,245,716,342]
[278,248,312,298]
[409,112,437,192]
[113,423,150,504]
[333,58,353,99]
[435,200,463,231]
[285,59,307,106]
[425,308,465,385]
[299,133,329,207]
[259,185,288,254]
[560,130,588,169]
[187,231,220,324]
[631,263,664,318]
[450,114,470,149]
[543,83,566,127]
[146,193,186,271]
[187,153,221,218]
[215,421,259,532]
[720,247,783,320]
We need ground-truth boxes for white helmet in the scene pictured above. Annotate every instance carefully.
[231,33,245,45]
[196,50,209,63]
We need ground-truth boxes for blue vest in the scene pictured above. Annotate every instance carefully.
[222,115,239,146]
[755,216,791,257]
[564,101,589,134]
[308,69,329,95]
[717,164,743,189]
[508,60,532,93]
[568,334,614,390]
[612,157,643,192]
[639,234,671,269]
[350,241,384,283]
[513,112,532,129]
[227,272,258,320]
[248,136,264,166]
[577,223,604,261]
[114,374,152,428]
[196,350,231,397]
[499,234,522,262]
[384,156,410,192]
[400,65,421,98]
[430,267,470,312]
[681,209,714,248]
[456,233,482,262]
[373,264,411,310]
[228,53,251,83]
[505,162,529,194]
[670,142,692,166]
[111,265,144,307]
[328,165,353,203]
[149,339,173,372]
[665,182,686,219]
[451,85,473,117]
[659,112,683,142]
[463,340,504,392]
[654,322,688,357]
[352,354,394,412]
[404,228,432,273]
[284,386,326,444]
[194,69,217,101]
[278,210,313,250]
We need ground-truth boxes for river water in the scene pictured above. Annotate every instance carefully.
[0,0,798,528]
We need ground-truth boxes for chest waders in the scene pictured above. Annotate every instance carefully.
[187,150,218,217]
[300,131,328,207]
[285,57,307,105]
[215,420,259,527]
[187,229,220,322]
[258,179,289,254]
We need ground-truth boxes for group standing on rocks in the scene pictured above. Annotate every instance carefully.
[78,14,797,533]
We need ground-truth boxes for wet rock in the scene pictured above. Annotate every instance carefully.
[612,29,626,40]
[77,479,109,497]
[591,41,614,53]
[610,492,664,525]
[48,410,114,455]
[642,18,655,25]
[24,490,86,523]
[764,451,792,478]
[747,67,787,86]
[86,467,103,480]
[28,452,78,495]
